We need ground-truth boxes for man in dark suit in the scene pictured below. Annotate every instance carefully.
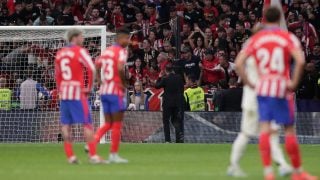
[155,65,184,143]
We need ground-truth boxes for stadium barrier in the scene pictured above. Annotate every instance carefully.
[0,111,319,144]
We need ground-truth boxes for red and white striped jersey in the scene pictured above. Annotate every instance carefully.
[55,45,95,100]
[242,28,302,98]
[96,44,128,96]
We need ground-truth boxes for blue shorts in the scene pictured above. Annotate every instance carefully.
[60,99,92,125]
[101,94,126,114]
[257,96,295,125]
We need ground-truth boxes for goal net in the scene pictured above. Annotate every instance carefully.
[0,26,114,143]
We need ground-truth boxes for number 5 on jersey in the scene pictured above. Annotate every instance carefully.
[61,58,72,80]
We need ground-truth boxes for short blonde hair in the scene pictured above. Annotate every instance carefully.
[65,28,84,43]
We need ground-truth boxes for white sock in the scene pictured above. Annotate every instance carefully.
[230,133,249,167]
[270,133,289,167]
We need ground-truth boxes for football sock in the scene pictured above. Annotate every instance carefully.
[230,133,249,167]
[64,142,74,158]
[87,141,96,157]
[285,134,301,170]
[94,122,112,144]
[111,121,122,153]
[270,133,289,167]
[259,132,271,167]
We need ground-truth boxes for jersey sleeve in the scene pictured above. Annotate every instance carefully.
[79,48,96,91]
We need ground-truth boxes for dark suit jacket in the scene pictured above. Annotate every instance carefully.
[155,73,184,108]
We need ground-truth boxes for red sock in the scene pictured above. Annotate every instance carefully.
[64,142,74,158]
[87,141,96,157]
[94,122,112,144]
[285,135,301,169]
[83,125,97,157]
[259,132,271,167]
[111,121,122,153]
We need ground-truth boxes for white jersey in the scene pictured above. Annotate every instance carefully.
[241,57,259,110]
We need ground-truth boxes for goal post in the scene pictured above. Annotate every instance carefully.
[0,26,114,143]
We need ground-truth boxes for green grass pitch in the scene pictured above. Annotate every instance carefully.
[0,143,318,180]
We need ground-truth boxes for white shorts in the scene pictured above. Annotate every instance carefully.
[241,109,281,137]
[241,109,259,136]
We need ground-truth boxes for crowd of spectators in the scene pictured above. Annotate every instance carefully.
[0,0,320,111]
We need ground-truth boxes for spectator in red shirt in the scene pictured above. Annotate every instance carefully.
[215,52,237,83]
[111,4,124,28]
[289,12,319,50]
[128,58,148,86]
[130,24,144,50]
[203,0,219,18]
[294,27,310,55]
[147,61,160,87]
[157,52,171,74]
[199,49,223,86]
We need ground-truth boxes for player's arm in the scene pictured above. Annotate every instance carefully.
[118,62,127,88]
[117,49,128,88]
[54,54,62,90]
[79,48,96,92]
[235,51,254,88]
[288,35,306,91]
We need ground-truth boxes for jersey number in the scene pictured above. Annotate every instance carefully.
[61,58,72,80]
[101,59,114,81]
[256,47,284,74]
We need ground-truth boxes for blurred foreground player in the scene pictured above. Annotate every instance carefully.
[55,29,103,164]
[94,29,130,163]
[235,7,317,180]
[227,24,292,177]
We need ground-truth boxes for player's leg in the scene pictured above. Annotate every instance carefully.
[172,106,184,143]
[72,99,104,163]
[257,96,274,179]
[272,97,317,180]
[94,95,113,143]
[227,109,258,177]
[270,123,292,176]
[283,126,317,180]
[61,125,78,164]
[60,100,78,164]
[162,106,172,143]
[279,99,317,180]
[259,122,274,180]
[107,95,128,163]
